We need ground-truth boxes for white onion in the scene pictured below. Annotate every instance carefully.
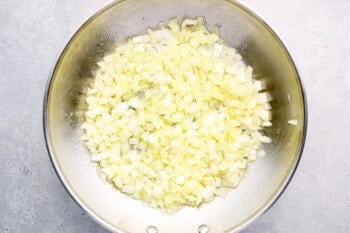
[82,17,272,212]
[288,119,298,125]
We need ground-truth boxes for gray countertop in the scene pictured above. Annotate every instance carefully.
[1,0,349,232]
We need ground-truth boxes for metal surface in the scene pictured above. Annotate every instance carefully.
[43,0,306,232]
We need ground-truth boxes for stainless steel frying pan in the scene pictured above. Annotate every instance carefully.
[43,0,307,232]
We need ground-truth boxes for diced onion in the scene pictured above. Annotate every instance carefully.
[82,17,272,212]
[288,119,298,125]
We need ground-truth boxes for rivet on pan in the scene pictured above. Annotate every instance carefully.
[146,225,158,233]
[198,224,209,233]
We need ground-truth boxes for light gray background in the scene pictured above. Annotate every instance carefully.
[1,0,349,232]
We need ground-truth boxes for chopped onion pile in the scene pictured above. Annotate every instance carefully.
[82,17,272,212]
